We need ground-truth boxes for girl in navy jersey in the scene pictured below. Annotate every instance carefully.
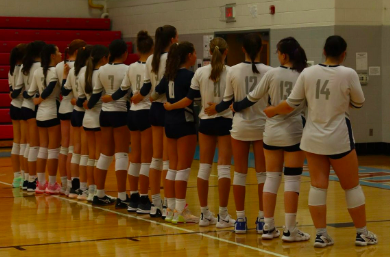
[205,33,272,234]
[132,25,178,218]
[152,41,198,223]
[25,44,62,194]
[12,41,46,192]
[164,38,235,228]
[232,37,310,241]
[264,35,377,247]
[8,44,27,188]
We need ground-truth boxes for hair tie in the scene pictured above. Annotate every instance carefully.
[176,43,179,45]
[215,46,219,51]
[83,47,85,50]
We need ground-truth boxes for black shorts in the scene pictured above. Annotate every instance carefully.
[198,117,232,136]
[149,102,165,127]
[37,118,60,128]
[10,105,22,120]
[59,112,72,121]
[83,127,101,132]
[165,122,196,139]
[99,110,127,128]
[328,149,354,159]
[263,143,301,152]
[302,116,306,128]
[127,110,151,132]
[21,107,37,121]
[71,110,85,127]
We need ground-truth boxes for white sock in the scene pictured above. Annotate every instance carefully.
[80,182,87,191]
[152,194,162,207]
[37,173,46,184]
[21,170,25,179]
[118,192,127,201]
[24,172,29,181]
[88,184,96,190]
[316,228,327,235]
[48,176,56,185]
[60,176,67,187]
[357,226,368,235]
[285,213,297,231]
[97,189,105,198]
[175,199,186,213]
[219,206,228,218]
[164,197,167,207]
[167,198,175,210]
[258,210,264,219]
[236,210,245,219]
[264,217,275,230]
[14,172,22,178]
[67,179,71,188]
[201,206,209,214]
[130,191,139,195]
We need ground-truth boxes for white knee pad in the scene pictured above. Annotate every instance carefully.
[80,155,89,166]
[19,144,26,156]
[128,163,141,177]
[345,185,365,209]
[24,144,30,159]
[115,152,128,171]
[175,168,191,182]
[68,146,74,154]
[28,146,39,162]
[197,163,212,181]
[163,160,169,171]
[71,153,81,164]
[94,159,98,167]
[233,171,247,186]
[38,147,48,159]
[284,175,301,193]
[166,169,177,181]
[150,158,163,171]
[256,172,266,184]
[96,154,114,170]
[60,146,68,155]
[140,163,150,177]
[11,143,20,155]
[263,172,282,194]
[308,186,327,206]
[87,158,95,167]
[48,148,60,159]
[217,165,231,180]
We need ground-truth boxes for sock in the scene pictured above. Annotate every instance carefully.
[89,184,96,190]
[357,226,368,235]
[164,197,167,207]
[67,179,71,187]
[29,175,37,182]
[48,176,56,185]
[97,189,105,198]
[118,192,126,201]
[236,210,245,219]
[130,191,139,195]
[80,182,87,191]
[219,206,228,218]
[316,228,327,235]
[37,173,46,184]
[264,217,275,230]
[258,210,264,219]
[152,194,162,207]
[21,170,25,179]
[60,176,67,187]
[140,194,148,197]
[285,213,297,231]
[24,172,29,181]
[14,172,22,178]
[201,206,209,214]
[167,198,175,210]
[175,199,186,213]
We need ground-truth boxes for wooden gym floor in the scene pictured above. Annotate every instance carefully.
[0,152,389,257]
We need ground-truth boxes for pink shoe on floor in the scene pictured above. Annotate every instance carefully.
[35,181,48,194]
[45,182,61,195]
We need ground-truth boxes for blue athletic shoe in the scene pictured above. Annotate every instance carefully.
[234,217,247,234]
[255,217,264,234]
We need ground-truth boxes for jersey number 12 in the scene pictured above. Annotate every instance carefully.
[245,76,257,94]
[316,79,330,100]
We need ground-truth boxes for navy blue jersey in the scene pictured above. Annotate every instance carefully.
[155,68,195,124]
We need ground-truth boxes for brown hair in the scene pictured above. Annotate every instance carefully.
[64,39,87,62]
[164,41,194,81]
[137,30,154,54]
[85,45,109,94]
[209,37,228,82]
[9,44,27,76]
[243,33,262,74]
[152,25,177,74]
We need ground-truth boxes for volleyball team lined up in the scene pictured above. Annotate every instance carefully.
[8,24,377,247]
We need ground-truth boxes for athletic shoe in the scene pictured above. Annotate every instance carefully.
[165,208,174,222]
[282,226,310,242]
[355,231,378,246]
[150,203,163,218]
[216,214,235,228]
[127,193,140,212]
[172,207,199,224]
[27,178,37,192]
[314,233,334,248]
[22,180,28,190]
[69,188,83,199]
[234,217,247,234]
[199,211,217,227]
[77,189,89,201]
[87,187,96,202]
[116,194,130,209]
[162,205,167,220]
[12,177,23,188]
[136,195,152,214]
[255,217,265,234]
[64,184,71,196]
[92,195,116,206]
[35,181,47,194]
[45,182,61,195]
[262,224,280,240]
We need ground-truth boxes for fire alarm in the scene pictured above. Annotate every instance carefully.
[270,5,275,15]
[224,4,236,23]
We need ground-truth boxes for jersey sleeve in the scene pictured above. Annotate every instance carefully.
[77,75,86,99]
[286,72,305,108]
[222,70,234,102]
[27,71,39,97]
[93,72,104,94]
[349,69,365,108]
[15,70,24,90]
[247,72,270,102]
[120,69,132,92]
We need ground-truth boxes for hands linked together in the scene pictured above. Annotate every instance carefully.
[204,102,217,116]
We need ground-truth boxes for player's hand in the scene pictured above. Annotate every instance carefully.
[131,92,144,104]
[71,98,76,106]
[33,97,43,105]
[229,103,235,113]
[204,102,217,116]
[102,95,113,103]
[63,63,70,79]
[83,100,89,110]
[164,102,173,111]
[264,106,277,118]
[9,92,12,100]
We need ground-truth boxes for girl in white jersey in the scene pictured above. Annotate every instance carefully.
[61,46,92,200]
[132,25,178,219]
[205,33,272,234]
[14,41,46,192]
[8,44,27,188]
[164,38,235,228]
[25,44,62,194]
[103,31,155,214]
[232,37,310,241]
[88,39,129,206]
[265,36,378,247]
[79,45,109,202]
[57,40,87,195]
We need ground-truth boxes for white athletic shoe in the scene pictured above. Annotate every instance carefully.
[199,211,217,227]
[314,233,334,248]
[165,208,174,223]
[77,189,88,200]
[262,224,280,240]
[216,214,235,228]
[87,188,96,202]
[355,231,378,246]
[282,226,310,242]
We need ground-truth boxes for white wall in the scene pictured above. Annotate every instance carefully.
[335,0,383,25]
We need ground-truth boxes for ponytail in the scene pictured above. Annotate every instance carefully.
[152,25,177,74]
[64,47,69,63]
[22,41,46,76]
[9,44,27,75]
[209,37,227,82]
[74,45,93,76]
[40,44,57,87]
[85,45,109,94]
[164,41,194,81]
[243,33,262,74]
[277,37,307,73]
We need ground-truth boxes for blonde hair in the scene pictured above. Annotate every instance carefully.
[209,37,228,82]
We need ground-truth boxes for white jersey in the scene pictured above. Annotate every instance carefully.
[224,62,272,141]
[144,53,167,103]
[248,66,305,146]
[57,61,75,114]
[191,64,233,120]
[16,62,41,111]
[64,66,86,112]
[121,61,151,111]
[28,67,60,121]
[9,65,23,108]
[93,63,128,112]
[79,69,102,129]
[287,64,365,155]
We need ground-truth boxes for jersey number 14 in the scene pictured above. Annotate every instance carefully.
[316,79,330,100]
